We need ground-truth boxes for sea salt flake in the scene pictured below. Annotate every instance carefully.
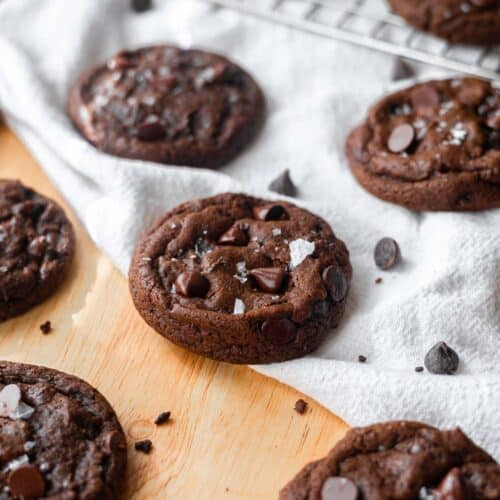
[446,122,468,145]
[289,239,315,269]
[11,402,35,420]
[23,441,36,452]
[233,299,246,315]
[3,455,28,473]
[272,228,282,237]
[0,384,21,417]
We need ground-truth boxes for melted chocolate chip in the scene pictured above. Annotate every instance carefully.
[424,342,460,375]
[248,267,287,293]
[102,430,126,454]
[218,224,248,246]
[321,477,358,500]
[8,464,45,498]
[135,439,153,454]
[261,318,297,344]
[322,266,348,302]
[294,399,308,414]
[411,86,440,109]
[253,204,288,221]
[137,121,166,141]
[154,411,171,425]
[269,169,298,197]
[433,468,467,500]
[175,271,209,298]
[388,124,415,153]
[374,238,400,270]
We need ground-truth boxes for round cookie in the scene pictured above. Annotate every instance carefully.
[280,421,500,500]
[388,0,500,46]
[0,180,75,321]
[0,361,127,499]
[346,78,500,211]
[68,45,266,168]
[129,193,352,364]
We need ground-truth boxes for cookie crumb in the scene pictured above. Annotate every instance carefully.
[415,366,424,373]
[39,321,52,334]
[294,399,308,414]
[154,411,171,425]
[135,439,153,454]
[358,355,367,363]
[375,277,383,284]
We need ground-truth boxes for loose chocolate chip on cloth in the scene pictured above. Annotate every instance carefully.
[0,180,75,322]
[388,0,500,46]
[129,193,352,364]
[0,361,127,498]
[346,78,500,211]
[279,421,500,500]
[68,45,266,168]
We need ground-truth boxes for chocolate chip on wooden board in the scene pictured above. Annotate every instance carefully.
[154,411,171,425]
[424,342,460,375]
[40,321,52,334]
[269,169,298,197]
[135,439,153,454]
[294,399,308,414]
[374,238,400,270]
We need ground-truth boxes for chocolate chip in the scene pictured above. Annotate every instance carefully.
[294,399,308,414]
[261,318,297,345]
[253,204,288,221]
[107,52,135,71]
[374,238,400,270]
[137,122,166,142]
[411,86,440,109]
[102,430,126,454]
[391,58,415,81]
[218,224,248,246]
[321,477,358,500]
[268,169,298,197]
[39,321,52,334]
[375,278,383,284]
[433,468,467,500]
[131,0,153,12]
[248,267,287,293]
[8,464,45,498]
[388,124,415,153]
[135,439,153,454]
[424,342,459,375]
[322,266,348,302]
[358,355,367,363]
[154,411,171,425]
[415,366,424,373]
[175,271,210,298]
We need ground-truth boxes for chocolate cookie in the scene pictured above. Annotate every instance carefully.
[346,78,500,211]
[129,193,352,364]
[388,0,500,46]
[280,421,500,500]
[0,180,75,321]
[68,45,265,168]
[0,361,127,499]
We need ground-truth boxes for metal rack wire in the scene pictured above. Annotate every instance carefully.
[202,0,500,80]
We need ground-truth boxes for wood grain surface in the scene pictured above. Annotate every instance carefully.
[0,127,348,499]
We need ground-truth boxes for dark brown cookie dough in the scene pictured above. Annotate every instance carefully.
[346,78,500,211]
[129,193,352,364]
[0,180,75,322]
[0,361,127,499]
[280,421,500,500]
[68,45,266,168]
[388,0,500,46]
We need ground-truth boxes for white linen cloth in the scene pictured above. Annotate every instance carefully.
[0,0,499,458]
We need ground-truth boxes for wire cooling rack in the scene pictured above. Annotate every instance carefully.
[202,0,500,80]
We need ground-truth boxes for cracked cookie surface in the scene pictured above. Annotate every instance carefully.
[68,45,265,168]
[346,78,500,211]
[0,361,126,499]
[280,421,500,500]
[388,0,500,46]
[129,193,352,364]
[0,180,75,321]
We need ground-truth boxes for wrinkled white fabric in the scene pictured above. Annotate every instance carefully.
[0,0,498,458]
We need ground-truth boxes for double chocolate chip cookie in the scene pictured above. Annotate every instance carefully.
[346,78,500,211]
[0,180,75,322]
[129,193,352,364]
[280,421,500,499]
[68,45,266,168]
[388,0,500,46]
[0,361,127,499]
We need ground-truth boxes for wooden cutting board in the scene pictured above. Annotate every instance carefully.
[0,127,348,499]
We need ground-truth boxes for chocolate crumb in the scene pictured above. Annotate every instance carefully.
[294,399,308,414]
[415,366,424,373]
[154,411,171,425]
[40,321,52,334]
[375,278,383,284]
[135,439,153,454]
[358,355,367,363]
